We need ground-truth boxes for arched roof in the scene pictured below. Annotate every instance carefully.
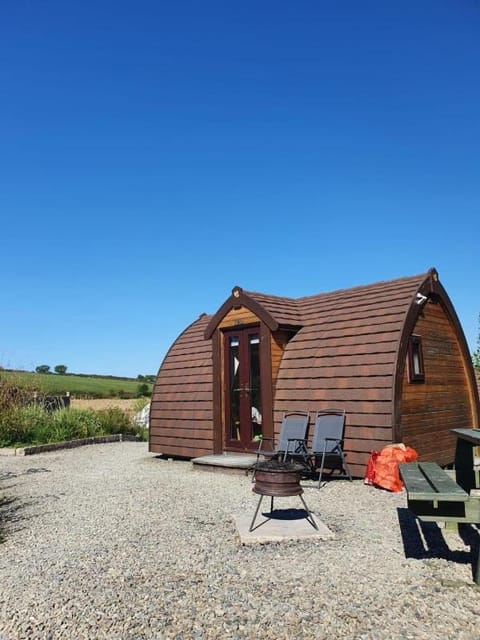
[273,271,434,430]
[152,268,474,462]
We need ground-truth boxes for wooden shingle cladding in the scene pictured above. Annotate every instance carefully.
[149,314,214,458]
[245,291,302,329]
[273,274,427,477]
[150,269,480,476]
[400,301,478,465]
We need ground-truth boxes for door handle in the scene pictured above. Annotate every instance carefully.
[233,385,250,393]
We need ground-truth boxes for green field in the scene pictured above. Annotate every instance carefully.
[0,370,153,399]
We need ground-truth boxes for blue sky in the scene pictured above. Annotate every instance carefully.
[1,0,479,377]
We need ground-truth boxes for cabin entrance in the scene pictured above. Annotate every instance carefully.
[223,326,263,451]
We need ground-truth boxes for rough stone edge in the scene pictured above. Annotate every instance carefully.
[0,434,143,456]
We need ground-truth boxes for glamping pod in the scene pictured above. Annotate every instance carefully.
[149,269,479,476]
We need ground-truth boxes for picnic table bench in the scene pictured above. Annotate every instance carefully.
[399,428,480,584]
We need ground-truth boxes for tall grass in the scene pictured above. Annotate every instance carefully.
[0,376,147,447]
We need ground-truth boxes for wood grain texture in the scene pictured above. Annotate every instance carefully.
[400,302,475,464]
[150,271,479,477]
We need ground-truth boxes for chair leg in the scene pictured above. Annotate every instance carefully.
[339,450,353,481]
[251,453,261,482]
[318,448,327,489]
[475,544,480,585]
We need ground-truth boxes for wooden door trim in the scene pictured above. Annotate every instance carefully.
[212,330,223,454]
[211,323,273,453]
[259,321,273,442]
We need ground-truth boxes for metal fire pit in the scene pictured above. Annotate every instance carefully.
[253,460,304,496]
[250,460,318,531]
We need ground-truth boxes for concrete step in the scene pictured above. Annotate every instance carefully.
[192,453,258,474]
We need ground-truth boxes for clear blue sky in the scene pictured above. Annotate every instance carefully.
[1,1,479,377]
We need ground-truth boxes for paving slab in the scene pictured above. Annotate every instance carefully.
[192,453,257,469]
[232,507,335,544]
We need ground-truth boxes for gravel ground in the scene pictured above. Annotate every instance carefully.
[1,442,480,640]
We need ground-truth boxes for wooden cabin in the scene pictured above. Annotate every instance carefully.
[149,269,479,477]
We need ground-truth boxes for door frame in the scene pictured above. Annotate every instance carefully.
[223,326,262,450]
[211,321,273,454]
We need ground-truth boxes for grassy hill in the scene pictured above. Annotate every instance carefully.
[0,370,152,399]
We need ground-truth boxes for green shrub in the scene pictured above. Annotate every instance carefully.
[0,374,34,413]
[96,407,135,435]
[0,405,49,447]
[0,382,145,446]
[135,427,148,442]
[50,408,100,441]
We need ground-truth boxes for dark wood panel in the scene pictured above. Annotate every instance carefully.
[150,417,213,429]
[149,442,213,458]
[275,375,393,390]
[399,300,474,463]
[278,364,394,378]
[150,409,212,421]
[150,434,213,447]
[153,383,213,395]
[150,419,213,432]
[157,371,213,383]
[279,353,396,368]
[152,390,212,402]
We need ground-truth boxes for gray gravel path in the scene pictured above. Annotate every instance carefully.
[1,442,480,639]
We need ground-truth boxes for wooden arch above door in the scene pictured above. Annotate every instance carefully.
[204,286,279,340]
[205,285,304,454]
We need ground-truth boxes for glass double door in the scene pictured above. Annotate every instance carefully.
[224,327,262,450]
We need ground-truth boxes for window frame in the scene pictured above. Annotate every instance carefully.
[407,334,425,383]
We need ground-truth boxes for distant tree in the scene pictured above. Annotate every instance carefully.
[35,365,51,374]
[473,313,480,370]
[137,374,145,381]
[136,383,150,397]
[54,364,68,375]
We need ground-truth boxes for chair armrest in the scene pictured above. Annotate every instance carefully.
[286,438,308,453]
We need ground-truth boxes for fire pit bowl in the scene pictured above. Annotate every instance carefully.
[249,459,318,532]
[253,459,305,497]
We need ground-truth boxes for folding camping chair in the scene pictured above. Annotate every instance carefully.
[252,411,309,479]
[310,409,352,487]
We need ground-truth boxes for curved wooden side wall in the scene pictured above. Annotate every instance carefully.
[399,301,478,464]
[149,315,214,458]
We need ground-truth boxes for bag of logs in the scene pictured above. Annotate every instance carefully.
[365,443,418,492]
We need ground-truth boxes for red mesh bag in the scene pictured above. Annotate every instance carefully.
[370,444,418,493]
[364,450,380,485]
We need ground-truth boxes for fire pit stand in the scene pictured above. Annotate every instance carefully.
[249,460,318,532]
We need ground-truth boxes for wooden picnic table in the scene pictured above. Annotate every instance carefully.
[400,427,480,583]
[451,428,480,495]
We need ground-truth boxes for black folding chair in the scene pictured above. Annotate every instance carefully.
[252,411,309,479]
[310,409,352,487]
